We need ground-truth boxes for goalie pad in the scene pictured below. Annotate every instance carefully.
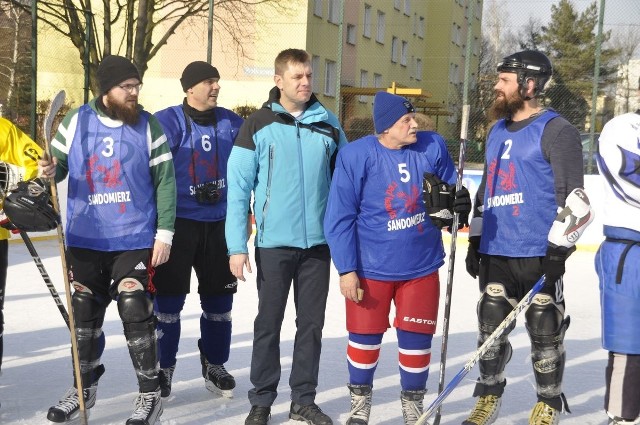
[548,188,595,249]
[0,161,26,199]
[422,172,454,229]
[2,180,59,232]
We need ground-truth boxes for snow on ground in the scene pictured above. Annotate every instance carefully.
[0,236,607,424]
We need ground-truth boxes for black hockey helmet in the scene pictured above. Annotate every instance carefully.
[2,180,59,232]
[497,50,553,96]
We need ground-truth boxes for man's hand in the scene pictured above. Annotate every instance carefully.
[229,253,252,282]
[340,271,361,303]
[151,240,171,267]
[37,157,57,180]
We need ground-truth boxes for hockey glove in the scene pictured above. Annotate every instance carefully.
[422,172,454,229]
[465,235,481,279]
[542,244,575,287]
[453,185,471,228]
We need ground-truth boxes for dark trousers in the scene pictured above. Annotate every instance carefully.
[248,245,330,407]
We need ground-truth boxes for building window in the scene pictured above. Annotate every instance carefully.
[401,41,408,66]
[449,63,460,84]
[328,0,340,24]
[325,60,336,97]
[311,55,321,93]
[313,0,323,18]
[359,70,369,103]
[363,4,371,38]
[347,24,356,45]
[417,16,425,38]
[452,23,462,46]
[374,73,383,90]
[404,0,410,16]
[376,11,385,44]
[416,58,422,81]
[391,37,399,63]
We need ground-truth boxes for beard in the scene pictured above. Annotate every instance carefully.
[489,89,524,121]
[105,93,140,125]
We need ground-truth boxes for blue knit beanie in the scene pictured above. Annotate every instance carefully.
[373,91,415,134]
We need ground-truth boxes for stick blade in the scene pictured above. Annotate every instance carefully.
[43,90,66,145]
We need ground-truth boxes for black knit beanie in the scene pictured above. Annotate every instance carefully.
[180,61,220,92]
[97,55,141,94]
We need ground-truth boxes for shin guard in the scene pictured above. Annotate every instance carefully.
[525,293,570,401]
[475,284,516,391]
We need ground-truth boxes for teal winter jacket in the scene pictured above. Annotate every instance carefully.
[225,87,347,254]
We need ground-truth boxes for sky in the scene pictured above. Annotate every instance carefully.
[0,236,611,424]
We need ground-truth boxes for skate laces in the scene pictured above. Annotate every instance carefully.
[129,391,159,420]
[529,401,560,425]
[346,391,371,421]
[54,387,80,413]
[466,395,501,424]
[207,363,232,380]
[401,391,425,424]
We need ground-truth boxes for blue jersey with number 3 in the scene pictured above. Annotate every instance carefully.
[66,104,157,251]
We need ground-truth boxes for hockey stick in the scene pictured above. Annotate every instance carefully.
[431,104,469,425]
[18,230,70,329]
[43,91,89,424]
[43,90,66,143]
[415,276,546,425]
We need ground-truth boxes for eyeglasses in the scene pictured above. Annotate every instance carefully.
[118,83,143,93]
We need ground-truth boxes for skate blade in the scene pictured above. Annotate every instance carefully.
[204,380,234,398]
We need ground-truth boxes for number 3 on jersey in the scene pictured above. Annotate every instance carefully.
[398,163,410,182]
[102,137,114,157]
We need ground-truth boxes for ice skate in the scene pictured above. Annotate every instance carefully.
[529,401,561,425]
[462,395,501,425]
[346,384,372,424]
[289,401,333,424]
[400,389,426,425]
[159,364,175,397]
[47,364,105,423]
[199,339,235,398]
[126,390,163,425]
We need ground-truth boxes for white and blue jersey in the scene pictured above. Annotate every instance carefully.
[66,104,157,251]
[596,111,640,354]
[154,105,242,222]
[324,131,457,280]
[480,111,559,257]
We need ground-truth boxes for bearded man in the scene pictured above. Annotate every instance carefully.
[462,50,586,425]
[38,55,176,425]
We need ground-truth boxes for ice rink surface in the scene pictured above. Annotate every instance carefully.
[0,236,607,424]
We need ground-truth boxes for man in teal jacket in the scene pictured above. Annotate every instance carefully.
[226,48,347,425]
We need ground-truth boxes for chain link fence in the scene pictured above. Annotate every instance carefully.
[332,0,639,172]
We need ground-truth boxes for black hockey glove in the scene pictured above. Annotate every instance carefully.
[541,244,575,287]
[422,172,454,229]
[465,235,481,279]
[452,185,471,228]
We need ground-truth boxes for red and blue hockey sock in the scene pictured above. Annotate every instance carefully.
[398,329,433,391]
[200,294,233,365]
[347,332,383,386]
[154,294,186,368]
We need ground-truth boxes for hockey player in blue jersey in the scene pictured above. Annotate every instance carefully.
[38,55,176,425]
[324,91,471,425]
[463,50,592,425]
[595,77,640,425]
[153,61,245,400]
